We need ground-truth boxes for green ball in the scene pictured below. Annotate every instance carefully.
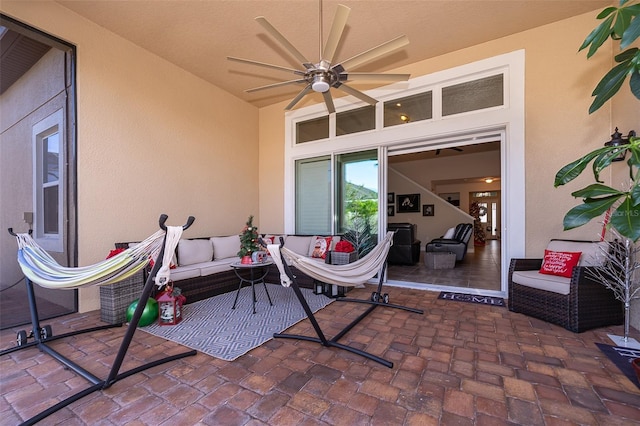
[126,298,158,327]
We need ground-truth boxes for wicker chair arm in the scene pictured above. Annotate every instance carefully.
[509,258,543,272]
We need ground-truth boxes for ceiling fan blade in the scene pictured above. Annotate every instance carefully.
[246,79,307,93]
[322,4,350,64]
[335,83,377,105]
[285,84,313,110]
[339,73,410,81]
[322,90,336,114]
[227,56,305,76]
[337,35,409,71]
[255,16,312,67]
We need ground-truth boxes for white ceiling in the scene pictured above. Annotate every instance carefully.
[55,0,609,109]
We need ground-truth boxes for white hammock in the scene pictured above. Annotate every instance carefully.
[14,227,182,289]
[267,231,394,288]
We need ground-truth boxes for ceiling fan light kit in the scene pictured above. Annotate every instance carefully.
[227,2,410,113]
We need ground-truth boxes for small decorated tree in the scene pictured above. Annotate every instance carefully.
[469,201,486,246]
[237,215,259,258]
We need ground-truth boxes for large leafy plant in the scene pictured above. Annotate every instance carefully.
[554,0,640,242]
[580,0,640,113]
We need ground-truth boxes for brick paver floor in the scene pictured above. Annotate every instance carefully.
[1,285,639,425]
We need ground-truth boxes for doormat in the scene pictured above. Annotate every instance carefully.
[437,291,505,307]
[595,343,640,389]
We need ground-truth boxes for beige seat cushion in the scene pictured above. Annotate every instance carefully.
[512,270,571,295]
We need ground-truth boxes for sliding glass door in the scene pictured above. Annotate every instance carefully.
[295,150,379,239]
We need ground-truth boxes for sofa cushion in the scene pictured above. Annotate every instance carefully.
[511,270,571,295]
[170,263,204,281]
[539,249,581,278]
[178,239,214,266]
[547,240,608,267]
[200,258,237,276]
[211,235,241,260]
[284,235,314,256]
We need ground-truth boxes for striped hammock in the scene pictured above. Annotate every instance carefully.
[14,227,181,289]
[267,231,394,288]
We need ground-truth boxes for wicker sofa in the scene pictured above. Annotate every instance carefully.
[508,239,623,333]
[104,234,342,321]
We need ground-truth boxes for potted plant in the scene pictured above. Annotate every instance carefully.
[237,215,259,264]
[554,0,639,345]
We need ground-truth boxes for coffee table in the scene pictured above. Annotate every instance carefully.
[230,260,273,314]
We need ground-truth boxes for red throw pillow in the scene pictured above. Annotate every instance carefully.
[334,240,354,253]
[539,250,582,278]
[312,236,332,259]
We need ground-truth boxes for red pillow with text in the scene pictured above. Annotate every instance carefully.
[539,250,582,278]
[312,236,332,259]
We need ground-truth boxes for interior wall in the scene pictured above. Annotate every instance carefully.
[2,1,259,312]
[258,10,613,258]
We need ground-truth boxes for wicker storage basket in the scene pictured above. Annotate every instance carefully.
[425,252,456,269]
[329,251,358,265]
[100,272,144,324]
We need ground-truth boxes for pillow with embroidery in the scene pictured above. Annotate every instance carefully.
[311,236,332,259]
[539,250,582,278]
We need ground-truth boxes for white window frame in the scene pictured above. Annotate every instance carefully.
[33,109,64,252]
[283,50,526,296]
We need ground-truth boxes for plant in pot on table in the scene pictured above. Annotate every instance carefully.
[554,0,639,347]
[238,215,260,264]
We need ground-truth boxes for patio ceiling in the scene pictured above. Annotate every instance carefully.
[53,0,610,108]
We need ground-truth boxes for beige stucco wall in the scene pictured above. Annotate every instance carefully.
[2,1,259,312]
[258,10,618,257]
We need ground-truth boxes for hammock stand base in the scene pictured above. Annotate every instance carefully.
[4,215,197,426]
[273,252,423,369]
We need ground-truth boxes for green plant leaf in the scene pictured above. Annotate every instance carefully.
[563,196,619,230]
[570,184,625,199]
[609,197,640,241]
[589,61,631,113]
[554,147,614,186]
[581,15,616,57]
[597,6,619,19]
[621,9,640,47]
[630,68,640,99]
[631,183,640,206]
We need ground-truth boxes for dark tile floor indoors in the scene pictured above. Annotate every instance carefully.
[387,239,501,291]
[2,278,640,425]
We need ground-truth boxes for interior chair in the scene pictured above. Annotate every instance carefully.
[425,223,473,261]
[387,223,421,265]
[508,239,623,333]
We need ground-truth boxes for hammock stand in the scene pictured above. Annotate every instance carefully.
[268,233,423,368]
[2,215,197,426]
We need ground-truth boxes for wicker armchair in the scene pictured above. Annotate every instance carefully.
[508,239,623,333]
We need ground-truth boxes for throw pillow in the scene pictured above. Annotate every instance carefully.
[178,239,214,266]
[539,250,582,278]
[443,227,456,239]
[311,236,332,259]
[210,235,241,260]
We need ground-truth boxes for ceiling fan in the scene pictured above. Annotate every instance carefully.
[227,2,410,114]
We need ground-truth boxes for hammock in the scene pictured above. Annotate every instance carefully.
[14,227,182,289]
[267,231,394,288]
[3,215,197,426]
[265,231,423,368]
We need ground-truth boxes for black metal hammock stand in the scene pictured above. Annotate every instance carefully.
[1,215,197,426]
[271,238,424,368]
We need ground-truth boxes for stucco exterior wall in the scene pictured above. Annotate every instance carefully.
[2,1,259,312]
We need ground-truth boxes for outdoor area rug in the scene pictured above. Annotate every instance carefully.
[595,343,640,389]
[438,291,505,307]
[141,284,333,361]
